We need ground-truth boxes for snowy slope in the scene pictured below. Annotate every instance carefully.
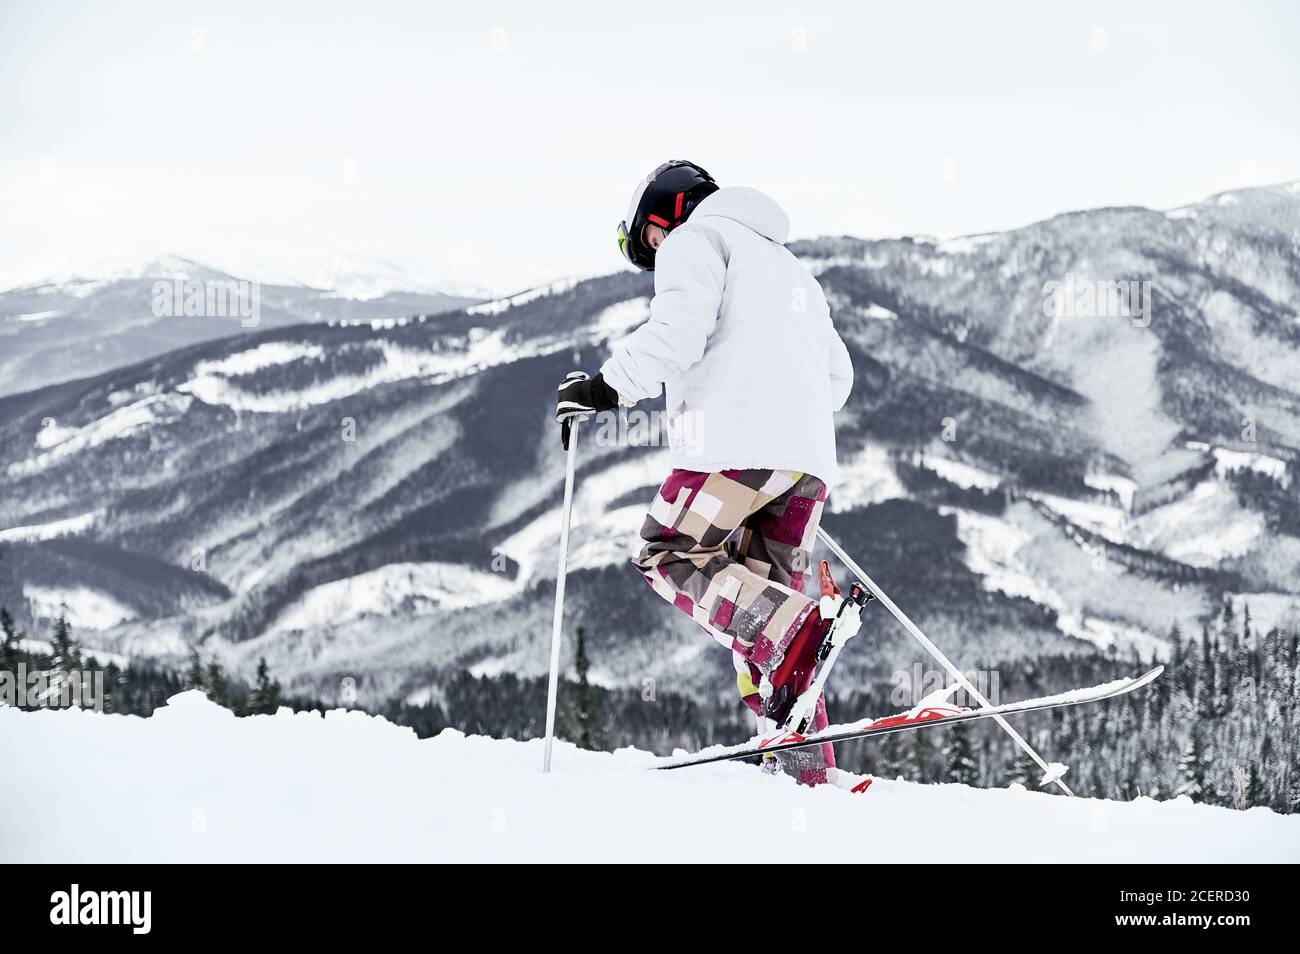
[1,692,1295,863]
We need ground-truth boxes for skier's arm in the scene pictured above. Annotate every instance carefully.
[599,229,726,403]
[828,326,854,412]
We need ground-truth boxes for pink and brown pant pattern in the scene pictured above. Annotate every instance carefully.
[633,468,837,784]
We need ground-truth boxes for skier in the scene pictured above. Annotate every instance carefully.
[555,160,854,785]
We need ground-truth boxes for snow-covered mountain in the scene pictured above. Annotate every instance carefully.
[1,182,1298,707]
[0,255,480,399]
[201,248,583,304]
[2,690,1296,862]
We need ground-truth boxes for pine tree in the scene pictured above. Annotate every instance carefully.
[37,609,85,709]
[943,725,980,786]
[49,609,81,672]
[1088,761,1108,799]
[1005,748,1037,788]
[1220,599,1235,639]
[875,728,906,779]
[100,660,122,714]
[1241,605,1257,684]
[1168,622,1185,689]
[1176,726,1208,800]
[910,721,939,781]
[1215,628,1235,716]
[570,626,605,751]
[0,606,22,673]
[205,659,229,706]
[1246,761,1265,809]
[1198,626,1217,718]
[185,650,205,691]
[248,657,282,715]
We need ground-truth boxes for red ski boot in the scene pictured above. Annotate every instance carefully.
[761,560,845,728]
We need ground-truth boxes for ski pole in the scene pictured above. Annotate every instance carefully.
[816,526,1074,795]
[543,388,586,773]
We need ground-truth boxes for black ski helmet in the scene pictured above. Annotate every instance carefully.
[617,160,719,271]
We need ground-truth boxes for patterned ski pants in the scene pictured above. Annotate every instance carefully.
[633,468,837,785]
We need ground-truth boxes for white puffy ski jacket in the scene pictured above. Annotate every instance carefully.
[600,186,853,484]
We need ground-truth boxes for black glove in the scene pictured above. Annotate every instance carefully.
[555,371,620,449]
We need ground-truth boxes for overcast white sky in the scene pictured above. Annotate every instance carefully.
[2,0,1298,296]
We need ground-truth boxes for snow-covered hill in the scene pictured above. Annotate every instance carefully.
[0,255,480,398]
[1,691,1295,863]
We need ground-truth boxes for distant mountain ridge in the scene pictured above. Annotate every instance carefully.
[1,181,1297,706]
[0,254,482,399]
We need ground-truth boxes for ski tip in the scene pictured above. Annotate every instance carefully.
[1136,665,1164,687]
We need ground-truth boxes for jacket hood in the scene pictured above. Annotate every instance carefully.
[691,187,790,244]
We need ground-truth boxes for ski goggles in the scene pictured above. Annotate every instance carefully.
[617,220,633,264]
[617,217,671,265]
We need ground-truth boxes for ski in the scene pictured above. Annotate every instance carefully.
[657,665,1164,771]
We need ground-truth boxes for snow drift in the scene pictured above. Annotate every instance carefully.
[2,693,1298,863]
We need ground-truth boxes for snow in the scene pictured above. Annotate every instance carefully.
[829,444,905,512]
[951,509,1037,599]
[34,419,78,449]
[191,341,325,378]
[920,453,1002,490]
[1132,479,1265,566]
[181,341,461,411]
[565,505,648,572]
[466,277,583,316]
[494,452,670,586]
[4,254,222,292]
[591,296,651,343]
[178,334,564,412]
[1225,593,1300,636]
[0,509,102,543]
[949,508,1164,656]
[268,562,517,634]
[0,248,578,304]
[23,584,137,631]
[1027,490,1129,544]
[1186,441,1290,487]
[669,640,707,666]
[936,233,998,255]
[8,394,193,477]
[1071,321,1179,488]
[801,249,893,277]
[1083,471,1138,511]
[467,652,526,679]
[1053,614,1166,657]
[2,691,1296,862]
[240,252,442,301]
[1164,514,1264,565]
[18,637,130,668]
[107,381,160,406]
